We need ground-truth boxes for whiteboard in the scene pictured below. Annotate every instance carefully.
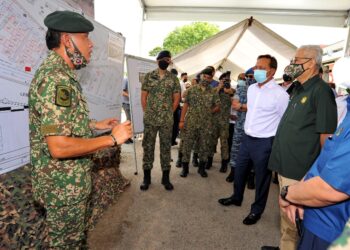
[125,55,157,134]
[0,0,125,174]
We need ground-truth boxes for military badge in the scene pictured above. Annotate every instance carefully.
[55,85,71,107]
[300,96,308,104]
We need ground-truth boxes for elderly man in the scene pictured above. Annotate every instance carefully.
[28,11,132,248]
[263,45,337,250]
[218,55,289,225]
[140,50,181,191]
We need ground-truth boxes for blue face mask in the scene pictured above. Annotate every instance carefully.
[237,80,246,86]
[254,69,267,83]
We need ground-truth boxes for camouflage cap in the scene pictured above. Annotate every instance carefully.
[44,10,94,33]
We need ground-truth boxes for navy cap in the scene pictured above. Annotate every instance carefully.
[44,10,94,33]
[157,50,171,60]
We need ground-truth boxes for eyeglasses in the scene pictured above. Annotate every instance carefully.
[245,74,254,79]
[290,57,312,64]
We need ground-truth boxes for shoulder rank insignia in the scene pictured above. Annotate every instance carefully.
[55,85,71,107]
[300,96,308,104]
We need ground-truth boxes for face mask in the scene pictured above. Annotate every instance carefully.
[201,80,210,87]
[254,69,267,83]
[284,60,310,79]
[246,78,256,85]
[237,80,246,86]
[282,73,293,82]
[158,60,169,70]
[65,38,88,70]
[183,78,188,82]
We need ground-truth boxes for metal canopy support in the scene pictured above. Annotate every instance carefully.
[143,6,348,27]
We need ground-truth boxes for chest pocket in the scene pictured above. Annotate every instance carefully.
[72,93,91,138]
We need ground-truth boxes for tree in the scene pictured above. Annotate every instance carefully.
[149,22,219,57]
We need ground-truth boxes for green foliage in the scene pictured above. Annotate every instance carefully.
[149,22,219,57]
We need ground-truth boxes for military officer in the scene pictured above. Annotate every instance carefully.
[140,50,181,191]
[179,72,220,178]
[29,11,132,249]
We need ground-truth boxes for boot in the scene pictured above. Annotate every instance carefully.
[226,167,235,182]
[140,169,151,191]
[205,157,213,169]
[219,159,228,173]
[180,162,189,178]
[198,161,208,178]
[161,170,174,191]
[192,153,199,167]
[176,152,183,168]
[247,171,255,190]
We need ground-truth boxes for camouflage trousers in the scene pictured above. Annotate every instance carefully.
[181,125,212,163]
[142,124,172,171]
[230,123,245,167]
[208,121,229,160]
[45,199,88,249]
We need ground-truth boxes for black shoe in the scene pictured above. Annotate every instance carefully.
[218,196,242,206]
[219,159,228,173]
[161,170,174,191]
[261,246,280,250]
[198,161,208,178]
[243,213,261,225]
[226,168,235,182]
[140,169,151,191]
[192,153,199,167]
[205,157,213,169]
[180,162,189,178]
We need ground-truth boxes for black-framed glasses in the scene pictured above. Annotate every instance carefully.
[290,57,312,64]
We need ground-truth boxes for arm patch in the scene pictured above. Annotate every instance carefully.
[55,85,72,107]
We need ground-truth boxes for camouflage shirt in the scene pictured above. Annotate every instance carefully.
[184,84,221,128]
[329,219,350,249]
[216,90,232,123]
[28,51,93,207]
[142,69,180,126]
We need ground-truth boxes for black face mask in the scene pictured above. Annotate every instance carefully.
[158,60,169,70]
[283,73,292,82]
[183,78,188,82]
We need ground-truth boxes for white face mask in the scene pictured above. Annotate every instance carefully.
[333,57,350,89]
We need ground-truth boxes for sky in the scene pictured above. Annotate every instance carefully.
[94,0,348,59]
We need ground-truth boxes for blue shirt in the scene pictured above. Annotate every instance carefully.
[209,79,219,88]
[303,96,350,243]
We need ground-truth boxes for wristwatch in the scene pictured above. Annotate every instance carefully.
[280,185,289,201]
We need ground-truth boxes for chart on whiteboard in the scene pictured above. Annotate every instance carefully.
[0,0,125,174]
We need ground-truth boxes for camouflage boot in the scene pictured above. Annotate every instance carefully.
[198,161,208,178]
[140,169,151,191]
[176,152,182,168]
[219,159,229,173]
[192,153,199,167]
[161,170,174,191]
[205,157,213,169]
[180,162,189,178]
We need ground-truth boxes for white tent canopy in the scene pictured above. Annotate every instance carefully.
[172,17,297,80]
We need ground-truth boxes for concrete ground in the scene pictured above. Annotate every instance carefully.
[88,137,281,250]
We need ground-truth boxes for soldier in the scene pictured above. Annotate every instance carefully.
[140,50,181,191]
[207,71,234,172]
[28,11,132,249]
[179,72,220,178]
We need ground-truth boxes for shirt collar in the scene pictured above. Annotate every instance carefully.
[49,50,78,82]
[254,78,276,89]
[299,75,320,91]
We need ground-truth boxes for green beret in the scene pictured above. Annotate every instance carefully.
[44,10,94,33]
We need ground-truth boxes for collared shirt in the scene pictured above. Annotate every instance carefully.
[303,97,350,243]
[209,79,219,88]
[244,79,289,138]
[142,69,181,126]
[268,76,337,180]
[29,50,93,206]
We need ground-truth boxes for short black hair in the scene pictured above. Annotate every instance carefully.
[257,54,278,70]
[171,68,178,76]
[46,29,62,50]
[181,72,187,77]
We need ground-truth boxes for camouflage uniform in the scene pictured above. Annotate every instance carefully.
[208,89,232,160]
[29,51,92,248]
[329,219,350,249]
[181,84,220,163]
[229,84,248,167]
[142,69,180,170]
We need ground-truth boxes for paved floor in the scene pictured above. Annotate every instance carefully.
[88,137,281,250]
